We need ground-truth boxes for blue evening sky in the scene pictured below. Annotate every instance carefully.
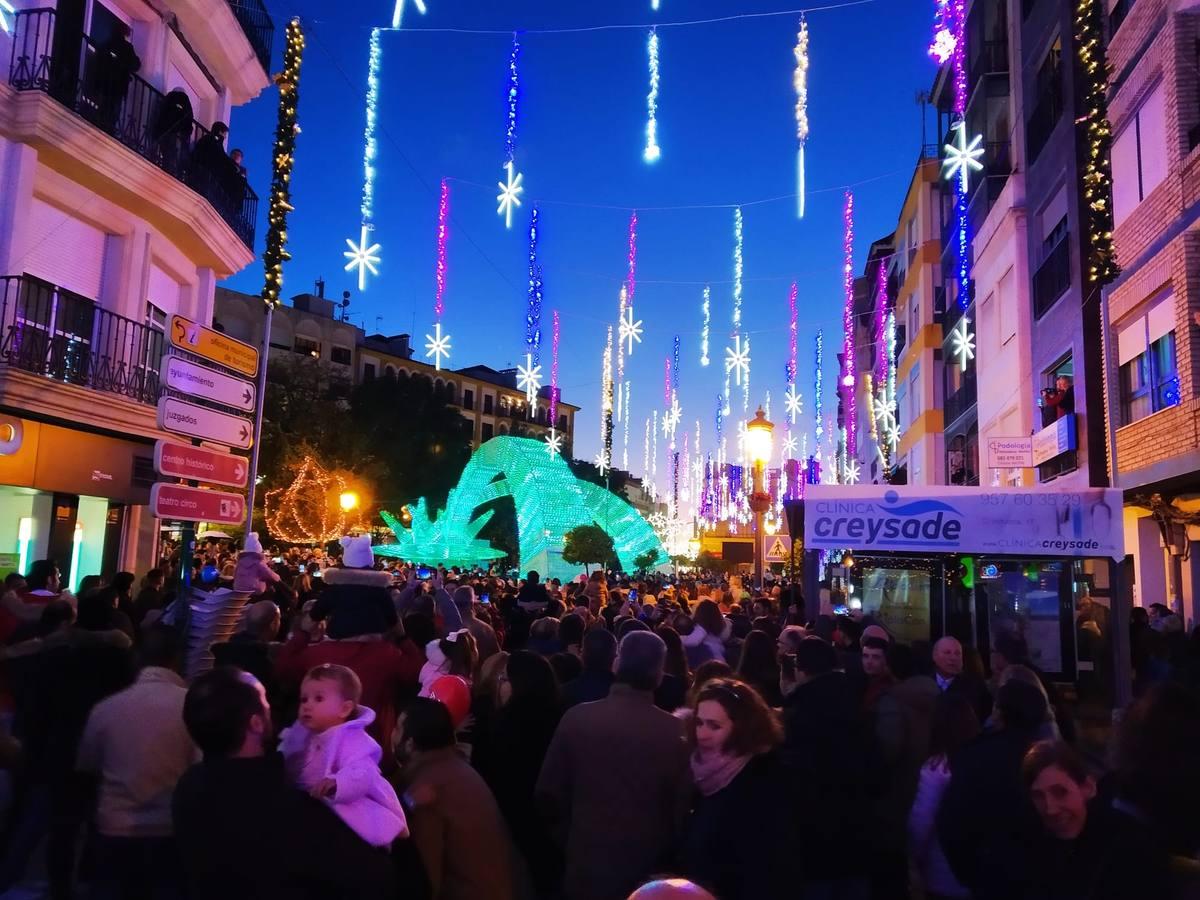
[225,0,935,480]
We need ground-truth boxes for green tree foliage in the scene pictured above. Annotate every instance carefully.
[696,550,735,575]
[562,523,616,575]
[634,549,659,574]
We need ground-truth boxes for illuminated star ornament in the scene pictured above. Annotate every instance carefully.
[0,0,16,34]
[392,0,426,28]
[425,321,452,370]
[517,352,543,405]
[344,225,381,291]
[497,161,524,229]
[594,451,610,476]
[783,434,798,459]
[619,305,643,355]
[929,28,956,63]
[943,120,984,191]
[950,316,976,369]
[784,384,802,423]
[725,334,750,387]
[544,427,563,458]
[845,459,861,484]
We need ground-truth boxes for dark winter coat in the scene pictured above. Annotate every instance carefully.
[173,754,394,900]
[561,670,613,708]
[311,568,397,639]
[681,752,795,900]
[936,726,1044,900]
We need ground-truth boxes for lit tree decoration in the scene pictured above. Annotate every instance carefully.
[344,225,382,292]
[1075,0,1119,285]
[793,17,810,218]
[526,206,543,362]
[950,316,976,369]
[497,161,524,229]
[262,18,305,309]
[425,322,452,370]
[0,0,15,34]
[725,334,751,386]
[841,191,857,455]
[392,0,426,29]
[517,353,543,405]
[644,27,662,162]
[700,285,711,366]
[265,456,362,544]
[942,120,985,192]
[619,304,643,355]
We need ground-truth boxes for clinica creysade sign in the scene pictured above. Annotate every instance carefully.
[803,485,1124,560]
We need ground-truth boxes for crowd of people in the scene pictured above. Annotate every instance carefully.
[0,537,1198,900]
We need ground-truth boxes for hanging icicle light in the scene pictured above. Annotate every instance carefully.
[343,27,382,291]
[841,191,856,456]
[644,27,661,162]
[793,17,810,219]
[424,178,452,371]
[701,285,711,367]
[526,206,543,363]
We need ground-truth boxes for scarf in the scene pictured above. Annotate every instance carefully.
[690,749,751,797]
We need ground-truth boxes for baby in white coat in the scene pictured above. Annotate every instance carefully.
[279,664,408,847]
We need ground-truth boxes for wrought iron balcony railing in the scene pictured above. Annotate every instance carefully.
[226,0,274,73]
[9,8,257,250]
[0,274,164,405]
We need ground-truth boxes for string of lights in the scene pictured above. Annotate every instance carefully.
[261,18,305,309]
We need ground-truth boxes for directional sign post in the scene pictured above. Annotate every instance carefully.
[151,483,246,525]
[158,397,253,449]
[164,357,255,412]
[154,440,248,489]
[169,314,259,378]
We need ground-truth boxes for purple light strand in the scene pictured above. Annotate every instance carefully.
[842,191,856,456]
[434,178,449,320]
[626,210,638,304]
[550,310,560,425]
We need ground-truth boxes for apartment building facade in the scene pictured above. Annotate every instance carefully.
[1100,0,1200,619]
[0,0,271,585]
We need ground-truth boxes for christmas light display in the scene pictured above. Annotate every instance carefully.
[545,429,563,458]
[526,206,543,362]
[793,17,810,218]
[343,25,381,292]
[1076,0,1119,285]
[434,178,449,320]
[616,286,627,420]
[264,456,360,544]
[701,285,711,366]
[732,207,744,330]
[425,322,452,370]
[549,309,560,424]
[497,161,524,229]
[602,325,614,462]
[619,302,643,355]
[943,121,984,192]
[814,330,824,445]
[841,191,857,455]
[725,335,751,387]
[644,28,661,162]
[262,19,305,309]
[504,32,521,167]
[344,225,382,292]
[626,211,639,304]
[376,437,665,577]
[950,316,975,369]
[517,353,543,405]
[644,417,651,484]
[391,0,426,29]
[622,381,631,471]
[0,0,15,34]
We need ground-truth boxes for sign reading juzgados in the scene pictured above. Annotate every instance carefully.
[169,315,259,377]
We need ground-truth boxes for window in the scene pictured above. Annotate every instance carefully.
[908,297,920,338]
[499,395,511,413]
[1112,82,1168,225]
[483,394,494,414]
[294,335,321,358]
[482,422,494,441]
[1027,39,1063,162]
[1118,295,1179,424]
[896,381,909,431]
[558,414,567,431]
[463,388,474,411]
[363,363,376,381]
[330,346,352,365]
[908,363,922,420]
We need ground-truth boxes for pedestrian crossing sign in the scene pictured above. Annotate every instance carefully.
[764,535,792,563]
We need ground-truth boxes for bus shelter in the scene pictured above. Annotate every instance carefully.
[800,484,1130,708]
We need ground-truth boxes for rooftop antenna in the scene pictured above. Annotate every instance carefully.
[315,276,326,298]
[339,290,351,322]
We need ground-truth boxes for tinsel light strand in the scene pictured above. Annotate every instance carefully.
[504,32,520,165]
[261,18,305,308]
[841,191,856,455]
[701,285,711,366]
[793,17,809,218]
[644,27,661,162]
[434,178,449,320]
[526,206,543,361]
[550,309,560,425]
[361,28,381,226]
[627,211,639,304]
[1075,0,1119,285]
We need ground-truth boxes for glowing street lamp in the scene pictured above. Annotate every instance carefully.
[339,491,360,512]
[745,407,774,590]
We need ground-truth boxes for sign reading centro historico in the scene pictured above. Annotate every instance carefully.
[168,315,259,378]
[154,441,248,489]
[803,485,1124,560]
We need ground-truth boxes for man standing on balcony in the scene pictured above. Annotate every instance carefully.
[95,22,140,133]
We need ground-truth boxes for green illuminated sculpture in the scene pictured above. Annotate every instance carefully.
[375,436,667,580]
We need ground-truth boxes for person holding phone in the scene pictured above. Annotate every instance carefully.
[454,585,500,663]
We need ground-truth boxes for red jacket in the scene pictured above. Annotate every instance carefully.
[275,632,423,770]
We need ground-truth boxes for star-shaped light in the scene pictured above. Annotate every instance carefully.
[392,0,427,29]
[783,434,798,459]
[496,161,524,229]
[950,316,976,369]
[943,121,985,192]
[619,305,643,355]
[544,427,563,457]
[845,459,861,484]
[343,225,381,291]
[929,28,956,64]
[884,420,901,450]
[516,352,542,405]
[594,451,610,475]
[0,0,15,34]
[724,335,750,386]
[784,385,802,423]
[424,321,452,370]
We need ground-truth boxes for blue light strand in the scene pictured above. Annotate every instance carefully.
[526,206,543,360]
[504,32,520,165]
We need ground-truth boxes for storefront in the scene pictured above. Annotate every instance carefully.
[803,484,1128,702]
[0,414,154,588]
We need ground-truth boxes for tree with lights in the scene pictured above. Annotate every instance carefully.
[261,18,304,309]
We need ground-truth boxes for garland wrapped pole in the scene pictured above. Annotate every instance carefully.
[246,17,305,535]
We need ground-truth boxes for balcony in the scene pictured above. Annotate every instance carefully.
[8,9,257,250]
[1026,88,1063,165]
[1033,235,1072,318]
[968,39,1009,87]
[943,376,977,427]
[0,275,163,406]
[1109,0,1134,37]
[226,0,274,73]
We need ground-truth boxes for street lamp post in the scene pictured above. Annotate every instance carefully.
[745,406,775,592]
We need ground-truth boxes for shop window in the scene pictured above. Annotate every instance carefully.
[1118,295,1179,425]
[1112,81,1169,226]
